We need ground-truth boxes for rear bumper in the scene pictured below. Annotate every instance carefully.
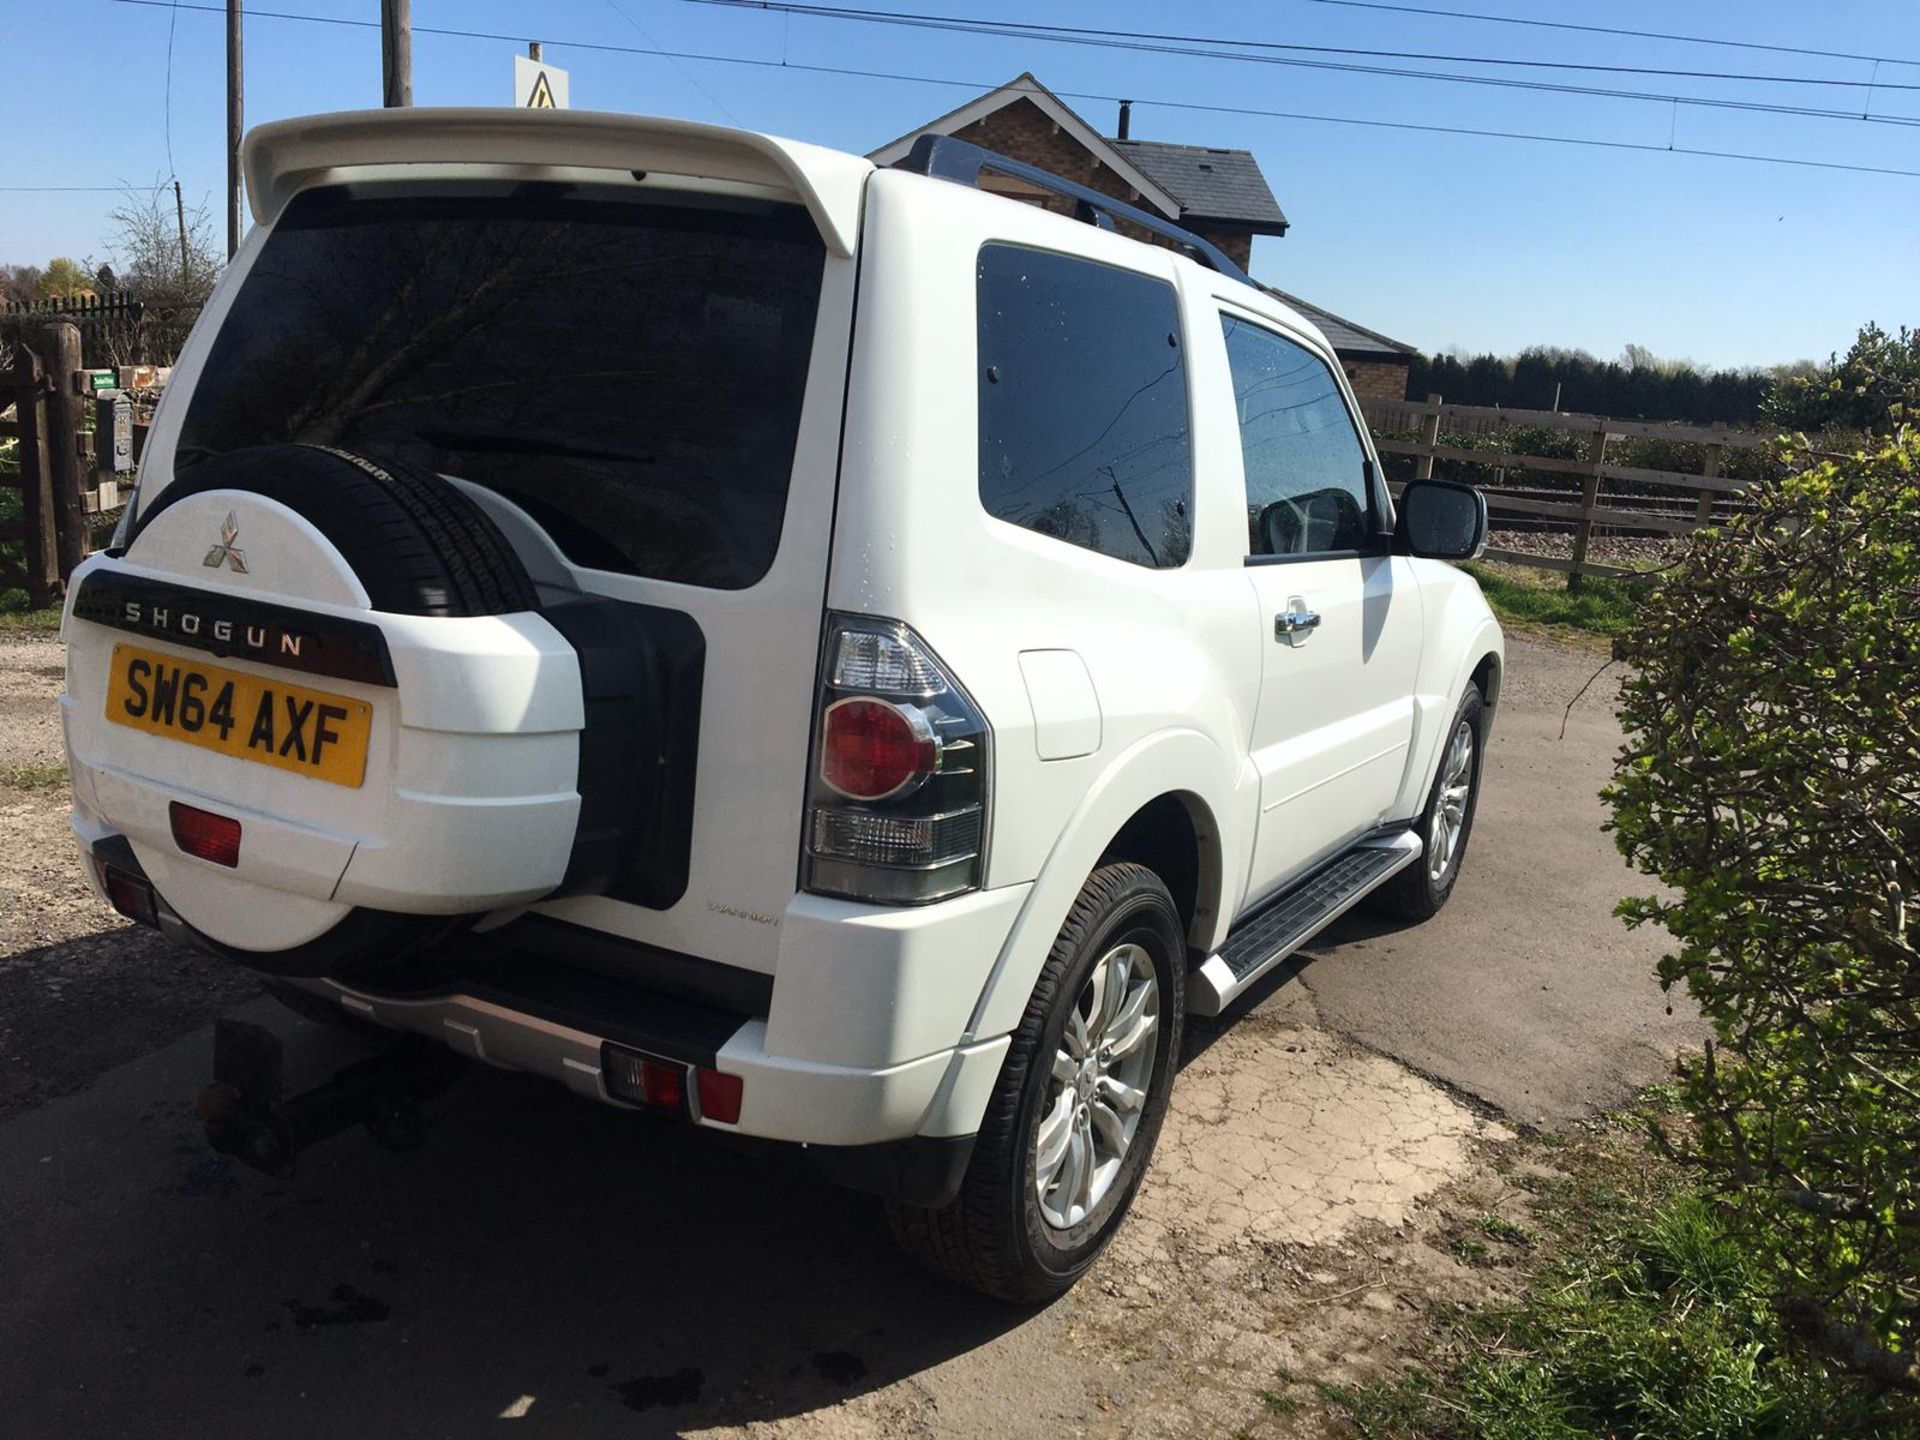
[286,973,1011,1151]
[75,822,1017,1197]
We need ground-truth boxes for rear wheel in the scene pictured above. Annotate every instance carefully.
[887,863,1185,1303]
[1372,685,1485,921]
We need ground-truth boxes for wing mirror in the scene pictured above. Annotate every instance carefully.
[1395,480,1487,561]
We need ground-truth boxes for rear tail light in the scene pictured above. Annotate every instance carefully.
[804,616,990,905]
[603,1044,745,1125]
[169,801,242,868]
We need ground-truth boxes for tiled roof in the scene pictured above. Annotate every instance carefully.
[1260,284,1417,360]
[1110,140,1289,234]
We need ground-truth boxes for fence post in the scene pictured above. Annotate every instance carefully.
[1415,392,1442,480]
[29,320,89,585]
[1568,422,1610,591]
[1694,430,1725,527]
[10,345,60,608]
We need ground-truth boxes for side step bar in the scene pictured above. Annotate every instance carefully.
[1190,831,1423,1017]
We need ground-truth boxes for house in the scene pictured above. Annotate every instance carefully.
[869,73,1415,401]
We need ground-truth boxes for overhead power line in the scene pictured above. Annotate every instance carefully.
[680,0,1920,130]
[104,0,1920,182]
[686,0,1920,91]
[0,184,172,192]
[1293,0,1920,71]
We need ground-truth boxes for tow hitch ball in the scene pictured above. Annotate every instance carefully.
[196,1018,467,1176]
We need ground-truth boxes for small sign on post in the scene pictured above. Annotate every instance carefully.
[514,53,569,109]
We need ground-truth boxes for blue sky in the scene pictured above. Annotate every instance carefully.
[5,0,1918,368]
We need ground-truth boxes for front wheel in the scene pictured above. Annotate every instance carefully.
[886,863,1185,1303]
[1372,685,1486,921]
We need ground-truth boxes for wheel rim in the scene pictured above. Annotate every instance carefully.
[1034,941,1161,1231]
[1428,717,1475,882]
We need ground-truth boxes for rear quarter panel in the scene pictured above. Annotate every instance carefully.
[835,172,1266,1042]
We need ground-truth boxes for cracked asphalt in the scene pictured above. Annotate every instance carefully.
[0,631,1696,1437]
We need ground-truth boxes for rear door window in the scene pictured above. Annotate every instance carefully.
[976,244,1193,569]
[177,182,827,589]
[1219,313,1376,558]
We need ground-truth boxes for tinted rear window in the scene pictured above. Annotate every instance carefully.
[177,182,827,589]
[976,244,1192,569]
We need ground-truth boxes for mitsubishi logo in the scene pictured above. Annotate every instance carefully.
[202,512,249,574]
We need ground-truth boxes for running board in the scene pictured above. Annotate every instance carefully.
[1190,831,1423,1017]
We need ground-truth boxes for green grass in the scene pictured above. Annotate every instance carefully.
[0,760,68,791]
[0,760,66,794]
[1330,1133,1920,1440]
[1462,563,1649,642]
[0,596,62,632]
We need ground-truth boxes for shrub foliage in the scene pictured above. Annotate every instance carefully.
[1607,430,1920,1386]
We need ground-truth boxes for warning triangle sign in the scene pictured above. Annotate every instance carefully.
[526,70,557,108]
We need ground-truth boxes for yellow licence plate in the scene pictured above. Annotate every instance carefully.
[104,643,373,789]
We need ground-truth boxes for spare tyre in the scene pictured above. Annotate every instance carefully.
[63,445,589,978]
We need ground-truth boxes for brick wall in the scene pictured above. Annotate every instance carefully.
[1343,360,1411,401]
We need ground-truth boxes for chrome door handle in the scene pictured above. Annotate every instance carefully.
[1275,608,1321,639]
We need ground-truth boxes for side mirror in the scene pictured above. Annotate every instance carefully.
[1395,480,1487,561]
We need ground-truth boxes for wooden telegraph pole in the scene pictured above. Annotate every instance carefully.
[382,0,412,107]
[226,0,243,257]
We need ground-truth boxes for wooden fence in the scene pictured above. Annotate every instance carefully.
[1359,394,1770,582]
[0,320,108,607]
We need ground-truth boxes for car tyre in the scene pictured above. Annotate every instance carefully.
[1372,685,1486,921]
[886,862,1185,1303]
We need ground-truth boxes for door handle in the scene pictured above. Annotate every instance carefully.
[1275,605,1321,641]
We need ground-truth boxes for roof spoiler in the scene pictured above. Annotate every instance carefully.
[242,108,871,256]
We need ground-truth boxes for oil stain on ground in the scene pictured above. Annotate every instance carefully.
[811,1351,868,1385]
[286,1283,391,1329]
[613,1367,703,1411]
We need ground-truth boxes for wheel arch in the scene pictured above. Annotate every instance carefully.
[967,728,1243,1045]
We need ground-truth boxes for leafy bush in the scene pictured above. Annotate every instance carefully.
[1606,430,1920,1388]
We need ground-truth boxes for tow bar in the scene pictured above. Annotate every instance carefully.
[196,1018,470,1176]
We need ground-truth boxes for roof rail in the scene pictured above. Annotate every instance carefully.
[897,134,1252,285]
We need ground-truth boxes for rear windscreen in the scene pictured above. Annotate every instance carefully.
[177,182,827,589]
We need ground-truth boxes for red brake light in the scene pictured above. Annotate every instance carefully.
[820,697,936,802]
[168,801,242,868]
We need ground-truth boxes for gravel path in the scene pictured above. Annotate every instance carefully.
[0,630,259,1120]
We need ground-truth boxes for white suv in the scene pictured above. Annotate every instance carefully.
[60,109,1501,1301]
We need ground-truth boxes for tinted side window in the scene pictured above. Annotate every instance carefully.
[1220,314,1374,557]
[977,245,1192,569]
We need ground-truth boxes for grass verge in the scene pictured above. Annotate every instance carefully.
[1462,562,1647,645]
[1326,1106,1920,1439]
[0,760,68,791]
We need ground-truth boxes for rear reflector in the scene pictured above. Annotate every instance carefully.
[696,1067,744,1125]
[169,802,242,868]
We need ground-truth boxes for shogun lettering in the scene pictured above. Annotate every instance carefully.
[119,599,306,659]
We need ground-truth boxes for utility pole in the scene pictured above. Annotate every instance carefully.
[529,41,542,62]
[173,179,191,282]
[382,0,412,107]
[226,0,242,258]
